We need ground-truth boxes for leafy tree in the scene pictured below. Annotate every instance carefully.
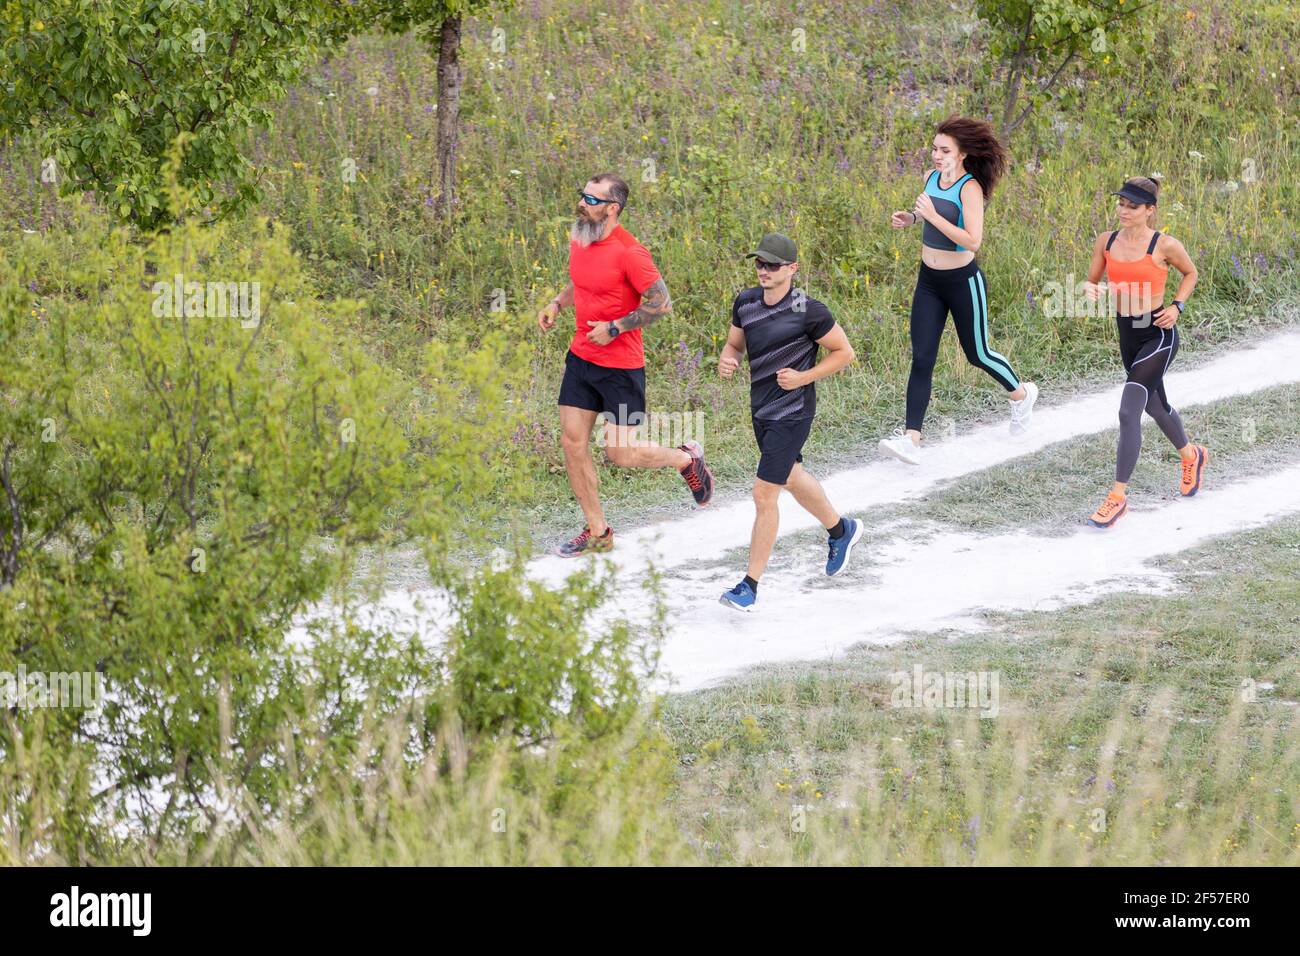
[0,0,356,227]
[361,0,513,221]
[0,167,622,858]
[976,0,1157,138]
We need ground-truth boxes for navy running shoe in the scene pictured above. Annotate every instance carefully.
[719,579,757,612]
[825,517,863,577]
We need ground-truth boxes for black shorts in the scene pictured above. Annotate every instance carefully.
[752,415,813,484]
[558,350,646,426]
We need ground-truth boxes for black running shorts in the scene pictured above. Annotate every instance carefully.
[558,349,647,426]
[752,415,813,484]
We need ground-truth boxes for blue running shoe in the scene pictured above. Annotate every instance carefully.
[719,579,757,612]
[825,517,863,577]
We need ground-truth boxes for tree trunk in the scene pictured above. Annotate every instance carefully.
[434,15,463,221]
[1006,48,1080,139]
[1000,58,1024,140]
[999,10,1033,140]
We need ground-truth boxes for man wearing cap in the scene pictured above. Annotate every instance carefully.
[716,233,863,611]
[538,172,715,558]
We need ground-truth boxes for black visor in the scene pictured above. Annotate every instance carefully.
[1113,183,1157,206]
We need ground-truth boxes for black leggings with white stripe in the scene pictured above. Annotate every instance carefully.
[906,260,1021,432]
[1116,314,1188,483]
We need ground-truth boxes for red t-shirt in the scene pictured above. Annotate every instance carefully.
[567,224,662,369]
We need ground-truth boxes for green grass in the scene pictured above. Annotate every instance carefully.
[4,0,1300,866]
[913,380,1300,536]
[661,514,1300,864]
[6,0,1298,558]
[245,0,1300,549]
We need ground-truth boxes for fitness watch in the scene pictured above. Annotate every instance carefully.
[607,322,621,339]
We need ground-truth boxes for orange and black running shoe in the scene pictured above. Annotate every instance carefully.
[1180,445,1209,497]
[1087,490,1128,529]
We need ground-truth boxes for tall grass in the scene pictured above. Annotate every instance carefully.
[663,517,1300,865]
[4,2,1294,535]
[231,0,1300,531]
[2,0,1297,865]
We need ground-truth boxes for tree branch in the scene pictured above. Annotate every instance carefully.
[0,441,23,587]
[1007,47,1080,135]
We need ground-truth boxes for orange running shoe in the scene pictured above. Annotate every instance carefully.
[1179,445,1209,497]
[1087,490,1128,529]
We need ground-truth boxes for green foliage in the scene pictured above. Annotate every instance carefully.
[240,1,1300,540]
[978,0,1149,54]
[0,166,657,860]
[360,0,509,36]
[0,0,356,227]
[1,0,1297,867]
[974,0,1156,135]
[444,558,661,747]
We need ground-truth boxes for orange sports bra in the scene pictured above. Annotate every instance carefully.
[1103,230,1167,298]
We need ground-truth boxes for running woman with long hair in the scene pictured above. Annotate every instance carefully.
[879,116,1038,464]
[1082,176,1205,528]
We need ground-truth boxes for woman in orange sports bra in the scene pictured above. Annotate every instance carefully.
[1081,176,1204,528]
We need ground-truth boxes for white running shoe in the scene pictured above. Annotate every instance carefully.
[878,427,921,465]
[1009,381,1039,435]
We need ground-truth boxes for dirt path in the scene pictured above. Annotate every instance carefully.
[317,330,1300,693]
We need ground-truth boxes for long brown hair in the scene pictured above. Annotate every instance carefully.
[935,115,1008,198]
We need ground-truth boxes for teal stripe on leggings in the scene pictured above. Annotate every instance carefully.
[968,272,1020,389]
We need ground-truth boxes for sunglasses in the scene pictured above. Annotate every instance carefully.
[754,260,786,272]
[578,191,617,206]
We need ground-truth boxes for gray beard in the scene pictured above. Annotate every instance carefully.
[570,215,607,246]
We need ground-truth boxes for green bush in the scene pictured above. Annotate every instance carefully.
[0,174,665,862]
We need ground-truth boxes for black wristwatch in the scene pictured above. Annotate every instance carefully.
[1172,300,1185,314]
[607,322,621,339]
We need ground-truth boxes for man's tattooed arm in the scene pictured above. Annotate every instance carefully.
[613,278,672,331]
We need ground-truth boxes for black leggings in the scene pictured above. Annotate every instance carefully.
[906,260,1021,431]
[1116,318,1187,483]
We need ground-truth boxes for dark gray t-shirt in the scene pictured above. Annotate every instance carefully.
[731,286,835,421]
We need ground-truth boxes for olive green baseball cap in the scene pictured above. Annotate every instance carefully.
[744,232,798,264]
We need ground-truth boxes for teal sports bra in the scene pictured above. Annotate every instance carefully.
[921,169,974,252]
